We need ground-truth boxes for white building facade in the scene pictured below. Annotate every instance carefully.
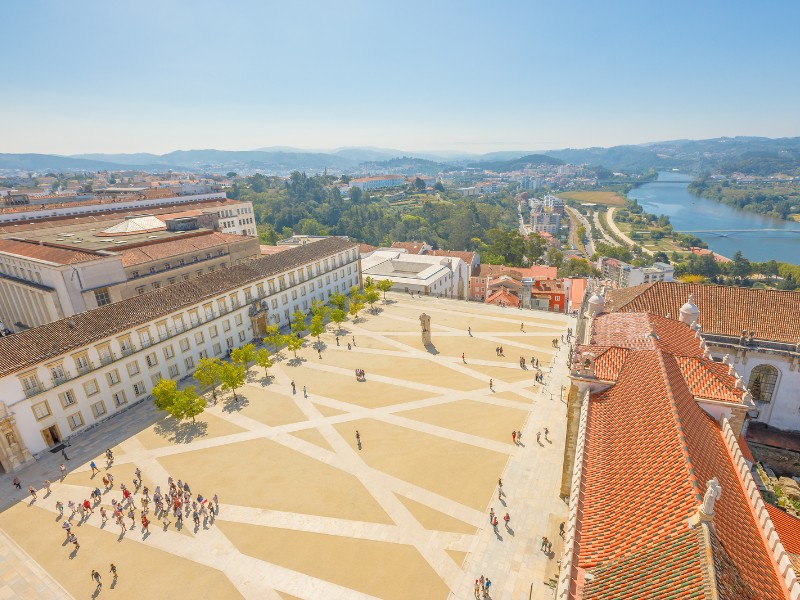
[361,249,469,299]
[0,237,361,472]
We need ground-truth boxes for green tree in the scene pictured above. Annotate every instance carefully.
[349,299,364,320]
[286,334,304,358]
[364,287,380,312]
[546,247,564,268]
[226,171,237,178]
[414,177,426,191]
[219,361,246,402]
[328,292,347,311]
[330,308,346,331]
[152,378,206,423]
[255,348,273,377]
[433,181,445,192]
[376,278,393,300]
[193,357,223,403]
[290,309,307,336]
[309,314,325,342]
[730,251,752,281]
[576,225,587,242]
[263,324,284,351]
[310,299,330,320]
[231,343,256,373]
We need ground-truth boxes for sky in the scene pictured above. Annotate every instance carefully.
[2,0,799,155]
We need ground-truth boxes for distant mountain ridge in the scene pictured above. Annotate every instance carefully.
[1,136,798,175]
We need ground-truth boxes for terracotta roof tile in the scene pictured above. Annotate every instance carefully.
[606,281,800,345]
[0,237,356,377]
[765,504,800,555]
[0,238,105,265]
[119,232,253,267]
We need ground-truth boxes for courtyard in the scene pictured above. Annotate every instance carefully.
[0,293,574,600]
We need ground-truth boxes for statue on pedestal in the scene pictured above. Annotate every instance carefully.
[420,313,432,346]
[701,478,722,517]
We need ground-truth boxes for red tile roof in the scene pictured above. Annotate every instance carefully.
[765,504,800,556]
[119,232,254,267]
[390,241,428,254]
[485,288,519,307]
[0,238,106,265]
[606,281,800,345]
[570,312,790,599]
[476,263,557,280]
[0,237,356,377]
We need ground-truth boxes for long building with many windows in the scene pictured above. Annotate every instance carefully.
[0,237,360,472]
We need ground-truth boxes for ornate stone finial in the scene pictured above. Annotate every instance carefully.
[728,363,736,377]
[680,294,700,326]
[742,389,753,404]
[722,354,730,365]
[700,478,722,517]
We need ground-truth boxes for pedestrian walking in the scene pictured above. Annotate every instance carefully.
[347,343,352,350]
[110,564,118,582]
[62,520,72,538]
[537,431,541,443]
[468,326,472,336]
[59,463,67,479]
[43,479,51,494]
[489,378,493,390]
[485,578,492,596]
[100,507,108,524]
[489,508,494,524]
[336,336,339,346]
[291,380,296,394]
[69,533,79,550]
[303,385,307,398]
[134,467,142,481]
[12,476,21,489]
[352,336,356,346]
[504,513,510,529]
[559,522,565,538]
[544,427,549,440]
[355,430,361,447]
[141,514,150,534]
[61,447,69,461]
[28,486,37,500]
[91,570,102,592]
[56,500,64,516]
[90,460,99,475]
[462,353,466,363]
[474,579,480,598]
[517,430,522,444]
[498,478,504,499]
[102,475,110,489]
[520,322,524,331]
[512,431,516,444]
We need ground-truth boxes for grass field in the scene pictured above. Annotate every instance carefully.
[557,191,627,207]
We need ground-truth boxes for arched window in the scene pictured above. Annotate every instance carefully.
[748,365,779,403]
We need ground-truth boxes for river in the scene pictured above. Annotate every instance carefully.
[627,172,800,263]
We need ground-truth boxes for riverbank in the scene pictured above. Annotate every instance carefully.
[688,176,800,222]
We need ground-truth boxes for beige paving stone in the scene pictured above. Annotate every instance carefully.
[334,418,509,510]
[0,504,242,600]
[397,399,528,446]
[157,438,394,524]
[395,495,477,535]
[289,428,334,451]
[446,549,469,568]
[236,386,309,427]
[276,592,306,600]
[136,412,246,450]
[493,390,536,404]
[312,403,348,417]
[387,334,554,363]
[465,363,540,384]
[216,521,449,600]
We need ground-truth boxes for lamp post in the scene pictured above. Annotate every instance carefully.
[560,385,566,402]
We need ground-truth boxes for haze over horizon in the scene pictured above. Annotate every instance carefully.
[3,0,799,155]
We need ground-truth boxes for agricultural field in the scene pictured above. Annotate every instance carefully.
[557,191,627,207]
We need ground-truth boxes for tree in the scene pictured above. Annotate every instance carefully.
[330,308,346,331]
[286,334,304,358]
[226,171,237,178]
[310,299,330,320]
[730,251,752,281]
[290,309,307,336]
[193,357,223,403]
[263,324,284,351]
[364,287,380,312]
[778,273,798,290]
[231,343,256,373]
[576,225,587,242]
[349,299,364,320]
[152,378,206,423]
[219,361,246,402]
[309,315,325,342]
[376,278,393,300]
[328,292,347,311]
[653,251,670,264]
[414,177,426,191]
[255,348,273,377]
[433,181,445,192]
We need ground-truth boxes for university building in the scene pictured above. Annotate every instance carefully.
[0,237,360,473]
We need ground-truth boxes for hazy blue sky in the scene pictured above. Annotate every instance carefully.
[2,0,799,154]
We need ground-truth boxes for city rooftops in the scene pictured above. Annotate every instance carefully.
[0,238,111,266]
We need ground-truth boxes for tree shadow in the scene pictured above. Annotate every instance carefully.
[153,418,209,444]
[425,343,439,355]
[222,394,249,413]
[383,299,397,305]
[314,341,328,352]
[369,307,384,315]
[259,375,275,387]
[287,357,306,367]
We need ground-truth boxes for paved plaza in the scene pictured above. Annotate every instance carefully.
[0,294,574,600]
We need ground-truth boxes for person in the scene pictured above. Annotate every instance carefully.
[59,463,67,479]
[537,431,541,443]
[69,533,79,550]
[559,522,565,538]
[499,346,504,356]
[303,385,308,398]
[517,430,522,444]
[347,343,352,350]
[541,536,548,551]
[355,430,361,445]
[544,427,549,440]
[462,353,466,363]
[489,378,493,390]
[352,336,356,346]
[336,336,339,346]
[474,579,480,599]
[62,520,72,537]
[110,564,118,582]
[62,447,69,461]
[512,431,516,444]
[90,460,99,475]
[102,475,110,488]
[12,476,21,489]
[100,507,108,524]
[56,500,64,516]
[92,570,102,592]
[504,513,510,528]
[489,507,494,524]
[468,326,472,336]
[291,380,296,394]
[520,322,524,331]
[28,486,37,500]
[43,479,51,494]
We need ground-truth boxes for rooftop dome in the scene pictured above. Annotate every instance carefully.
[97,215,166,237]
[587,292,605,316]
[679,293,700,325]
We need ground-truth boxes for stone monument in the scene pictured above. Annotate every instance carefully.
[420,313,432,346]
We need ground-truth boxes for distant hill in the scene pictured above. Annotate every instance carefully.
[361,156,450,176]
[0,153,178,172]
[469,153,565,172]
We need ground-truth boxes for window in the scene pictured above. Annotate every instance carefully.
[67,411,84,431]
[183,274,190,281]
[179,338,190,352]
[291,290,298,300]
[149,267,156,274]
[138,329,152,348]
[168,364,180,378]
[126,362,140,377]
[106,369,121,386]
[164,262,171,270]
[212,342,222,355]
[112,391,127,407]
[282,294,288,305]
[132,270,140,278]
[226,336,234,349]
[748,365,779,403]
[150,372,162,386]
[272,298,279,308]
[184,357,195,370]
[94,287,111,306]
[235,314,243,326]
[244,289,252,302]
[209,325,218,338]
[91,401,106,419]
[195,331,205,344]
[168,277,176,285]
[204,304,214,320]
[32,401,51,420]
[163,345,175,360]
[238,330,247,342]
[133,381,147,396]
[152,282,161,290]
[198,350,208,360]
[145,353,158,368]
[136,286,146,295]
[83,379,99,396]
[74,353,91,374]
[222,319,231,332]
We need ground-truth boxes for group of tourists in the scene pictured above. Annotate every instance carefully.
[355,369,366,381]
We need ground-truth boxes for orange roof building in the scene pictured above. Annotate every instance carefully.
[559,308,800,599]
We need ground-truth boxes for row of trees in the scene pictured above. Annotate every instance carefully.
[151,281,393,423]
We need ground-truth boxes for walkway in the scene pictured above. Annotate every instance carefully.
[0,294,574,599]
[606,208,654,255]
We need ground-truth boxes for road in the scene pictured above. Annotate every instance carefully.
[564,206,595,257]
[592,209,618,246]
[606,207,654,255]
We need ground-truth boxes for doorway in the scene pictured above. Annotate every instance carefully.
[41,424,61,447]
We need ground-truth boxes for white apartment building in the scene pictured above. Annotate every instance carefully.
[0,237,361,472]
[530,209,562,235]
[361,249,469,299]
[598,257,674,288]
[348,175,406,191]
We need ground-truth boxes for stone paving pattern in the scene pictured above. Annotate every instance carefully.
[0,293,573,599]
